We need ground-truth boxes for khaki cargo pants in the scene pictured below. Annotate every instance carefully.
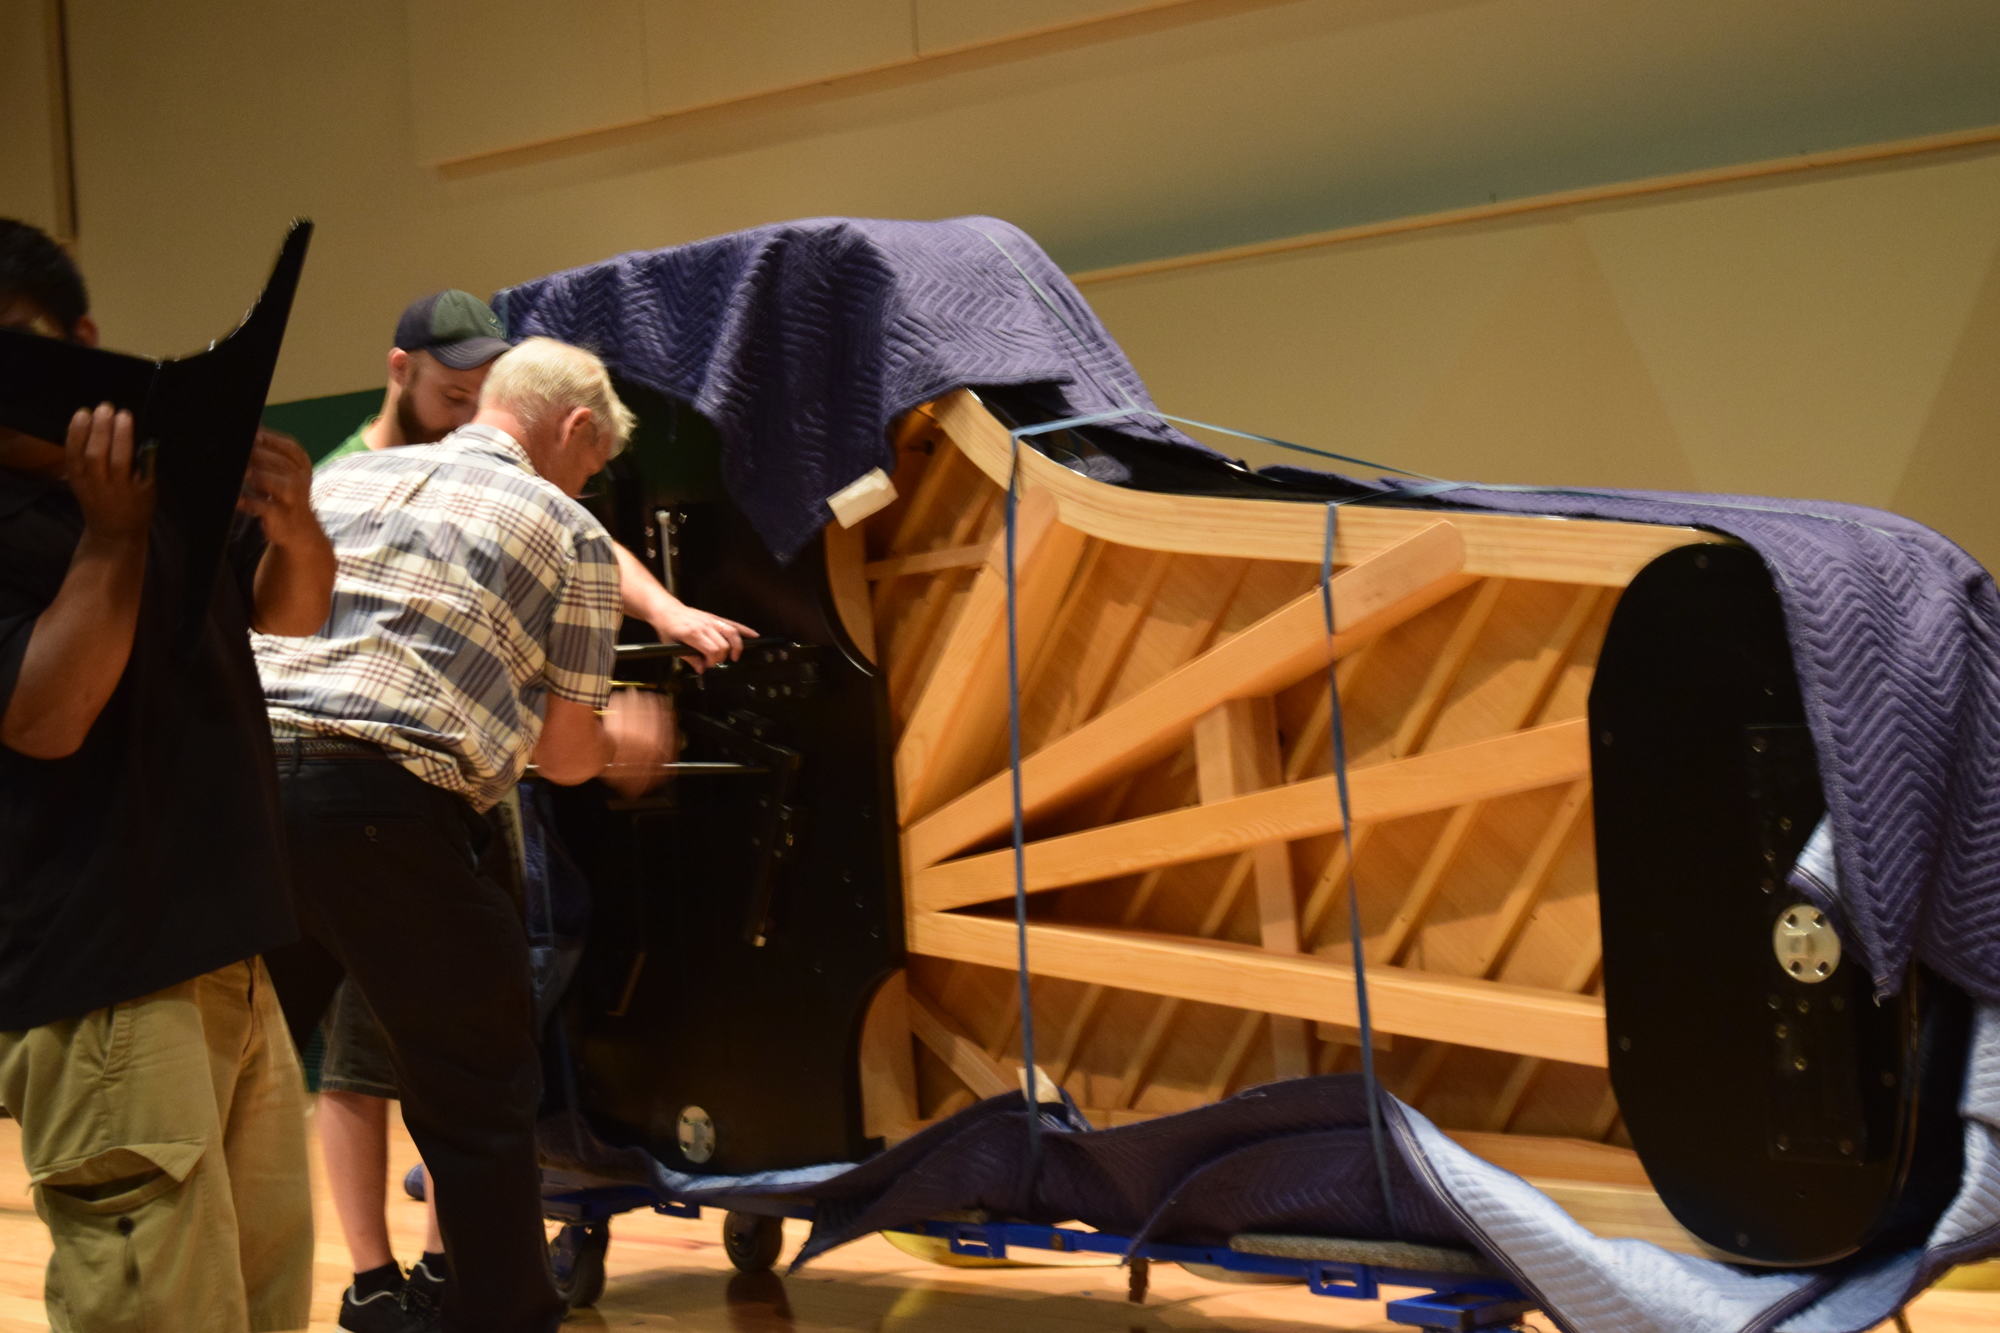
[0,960,314,1332]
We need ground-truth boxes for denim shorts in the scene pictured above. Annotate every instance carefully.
[318,978,399,1099]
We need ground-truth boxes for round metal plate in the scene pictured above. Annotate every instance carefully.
[678,1106,717,1163]
[1773,904,1842,984]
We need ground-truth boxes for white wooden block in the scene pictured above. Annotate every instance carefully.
[827,467,899,528]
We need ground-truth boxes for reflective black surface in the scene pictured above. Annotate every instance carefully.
[549,392,904,1174]
[0,220,312,636]
[1591,542,1966,1265]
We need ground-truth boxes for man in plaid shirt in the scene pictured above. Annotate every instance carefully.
[255,337,669,1333]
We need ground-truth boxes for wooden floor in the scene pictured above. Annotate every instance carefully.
[0,1112,1992,1332]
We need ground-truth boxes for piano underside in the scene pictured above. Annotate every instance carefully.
[555,384,1962,1268]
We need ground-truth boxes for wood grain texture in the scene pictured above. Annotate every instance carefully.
[908,914,1609,1067]
[905,520,1470,868]
[861,395,1726,1228]
[912,720,1589,910]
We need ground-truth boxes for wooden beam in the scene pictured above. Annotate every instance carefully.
[930,390,1720,586]
[907,984,1015,1101]
[911,719,1589,911]
[1113,848,1263,1105]
[906,914,1607,1068]
[1386,577,1506,759]
[1195,698,1310,1080]
[1469,778,1592,977]
[822,521,877,663]
[1332,780,1592,1053]
[1482,910,1609,1133]
[879,418,957,557]
[905,520,1471,869]
[882,488,997,715]
[1436,1130,1651,1189]
[895,486,1089,821]
[864,542,988,581]
[1029,548,1173,752]
[1377,804,1480,966]
[1311,581,1601,1049]
[857,972,919,1139]
[1299,823,1378,947]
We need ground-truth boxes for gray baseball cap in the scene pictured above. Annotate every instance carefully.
[393,289,510,369]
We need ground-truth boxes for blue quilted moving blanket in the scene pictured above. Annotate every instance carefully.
[540,1039,2000,1333]
[496,216,1193,564]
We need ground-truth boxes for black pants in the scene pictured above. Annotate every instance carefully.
[263,748,564,1333]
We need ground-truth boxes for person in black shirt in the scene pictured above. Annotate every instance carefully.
[0,218,335,1332]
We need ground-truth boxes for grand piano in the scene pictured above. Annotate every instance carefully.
[547,370,1969,1271]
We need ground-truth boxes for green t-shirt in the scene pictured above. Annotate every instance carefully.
[317,417,376,469]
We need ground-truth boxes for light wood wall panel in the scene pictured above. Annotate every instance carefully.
[0,0,63,237]
[406,0,650,163]
[1084,149,2000,571]
[641,0,914,117]
[913,0,1184,51]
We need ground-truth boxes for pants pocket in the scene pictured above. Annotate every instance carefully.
[36,1140,212,1333]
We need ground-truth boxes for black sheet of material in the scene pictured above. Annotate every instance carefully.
[0,220,312,639]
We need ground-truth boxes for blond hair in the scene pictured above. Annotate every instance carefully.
[480,337,637,453]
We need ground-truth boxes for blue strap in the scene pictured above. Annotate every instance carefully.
[1005,400,1447,484]
[1149,409,1441,481]
[1004,433,1045,1183]
[1321,501,1404,1234]
[1010,409,1147,439]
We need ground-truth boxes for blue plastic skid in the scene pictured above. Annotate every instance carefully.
[539,1172,1534,1331]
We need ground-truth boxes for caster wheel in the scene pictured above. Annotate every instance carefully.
[402,1163,426,1201]
[549,1221,610,1309]
[722,1211,785,1274]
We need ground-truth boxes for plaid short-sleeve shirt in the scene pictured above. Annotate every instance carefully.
[256,424,620,810]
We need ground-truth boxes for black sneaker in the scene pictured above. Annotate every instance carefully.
[337,1277,438,1333]
[406,1257,448,1312]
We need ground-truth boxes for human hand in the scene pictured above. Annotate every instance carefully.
[67,403,154,542]
[650,602,757,672]
[600,689,677,799]
[237,429,322,550]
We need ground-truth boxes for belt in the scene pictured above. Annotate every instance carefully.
[274,736,388,761]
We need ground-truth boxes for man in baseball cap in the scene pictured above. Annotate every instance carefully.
[320,290,511,466]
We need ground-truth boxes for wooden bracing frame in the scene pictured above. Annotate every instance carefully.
[830,391,1726,1251]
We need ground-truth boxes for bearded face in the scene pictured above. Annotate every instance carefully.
[393,352,490,445]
